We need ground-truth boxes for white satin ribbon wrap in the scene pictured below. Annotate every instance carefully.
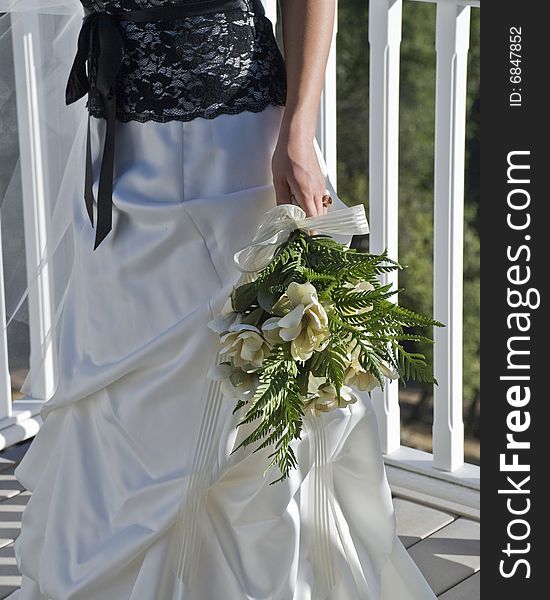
[170,202,369,593]
[167,367,226,587]
[233,203,370,273]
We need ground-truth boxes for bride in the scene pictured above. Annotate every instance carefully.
[1,0,437,598]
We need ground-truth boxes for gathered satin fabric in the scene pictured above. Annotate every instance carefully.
[9,104,436,600]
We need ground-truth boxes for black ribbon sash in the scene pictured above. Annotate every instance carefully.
[65,0,263,250]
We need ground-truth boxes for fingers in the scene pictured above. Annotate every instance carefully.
[317,190,329,216]
[277,186,330,219]
[287,173,329,218]
[273,177,292,207]
[271,140,330,217]
[273,179,320,218]
[291,184,318,217]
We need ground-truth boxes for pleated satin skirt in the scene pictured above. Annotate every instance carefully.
[8,103,436,600]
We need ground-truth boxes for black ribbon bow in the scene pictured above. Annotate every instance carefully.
[64,0,263,250]
[65,12,125,251]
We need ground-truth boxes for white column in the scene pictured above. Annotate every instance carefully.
[316,0,338,187]
[263,0,278,25]
[368,0,403,455]
[0,222,12,419]
[11,15,57,401]
[432,1,471,471]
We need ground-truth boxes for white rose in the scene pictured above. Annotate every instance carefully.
[219,324,272,369]
[220,370,259,403]
[342,280,375,316]
[343,339,378,392]
[304,381,358,417]
[261,282,330,362]
[207,295,241,334]
[343,338,399,391]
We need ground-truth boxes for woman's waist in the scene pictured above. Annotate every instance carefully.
[81,0,264,20]
[82,3,287,121]
[73,0,281,106]
[79,0,273,71]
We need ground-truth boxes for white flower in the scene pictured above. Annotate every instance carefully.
[261,316,286,346]
[344,366,379,392]
[343,339,378,392]
[342,280,375,316]
[260,282,330,362]
[220,369,260,403]
[379,361,399,381]
[208,295,241,334]
[219,323,272,369]
[343,338,399,392]
[207,362,260,402]
[303,379,358,416]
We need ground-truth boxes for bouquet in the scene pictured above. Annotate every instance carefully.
[207,204,444,484]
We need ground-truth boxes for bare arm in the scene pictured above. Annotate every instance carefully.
[271,0,336,217]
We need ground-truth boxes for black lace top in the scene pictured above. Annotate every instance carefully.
[79,0,287,123]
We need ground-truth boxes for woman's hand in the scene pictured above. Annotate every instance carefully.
[271,128,328,218]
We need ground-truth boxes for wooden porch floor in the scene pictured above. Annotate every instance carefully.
[0,439,480,599]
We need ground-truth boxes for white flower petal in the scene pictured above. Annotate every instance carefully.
[206,363,233,380]
[261,317,281,331]
[357,281,375,293]
[220,296,236,317]
[286,281,317,307]
[279,322,304,342]
[379,362,399,380]
[308,373,327,394]
[277,304,305,329]
[229,322,262,334]
[291,339,313,362]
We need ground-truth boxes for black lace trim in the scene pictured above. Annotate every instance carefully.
[80,1,287,123]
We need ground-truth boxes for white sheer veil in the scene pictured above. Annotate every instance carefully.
[0,0,86,399]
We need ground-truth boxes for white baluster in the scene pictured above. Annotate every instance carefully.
[0,222,12,420]
[368,0,403,455]
[316,0,338,188]
[12,15,56,401]
[432,1,471,471]
[262,0,277,25]
[410,0,479,8]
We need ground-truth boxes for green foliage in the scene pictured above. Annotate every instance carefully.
[228,229,443,483]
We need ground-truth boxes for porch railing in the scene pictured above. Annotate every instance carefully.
[1,0,481,515]
[313,0,481,515]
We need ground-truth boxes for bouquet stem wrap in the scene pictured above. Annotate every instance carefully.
[167,367,225,587]
[303,411,339,592]
[168,203,370,592]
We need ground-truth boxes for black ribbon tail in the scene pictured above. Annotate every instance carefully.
[93,96,116,251]
[84,112,95,227]
[67,13,126,250]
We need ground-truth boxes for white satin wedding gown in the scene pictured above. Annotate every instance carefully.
[8,102,436,599]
